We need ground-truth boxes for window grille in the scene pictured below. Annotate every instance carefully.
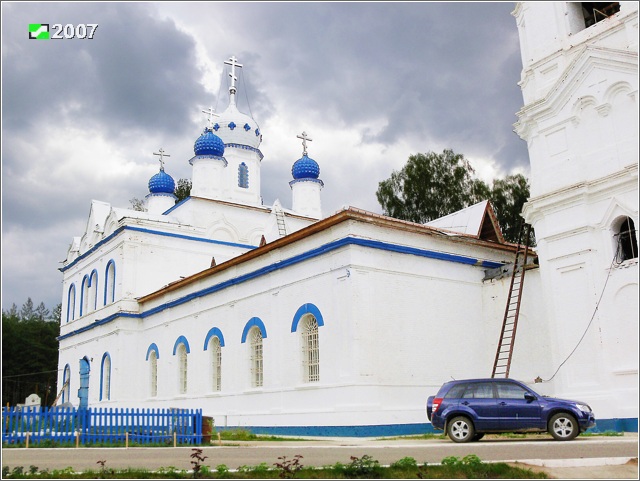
[238,162,249,188]
[302,316,320,382]
[178,344,188,394]
[149,351,158,397]
[211,337,222,391]
[250,328,263,387]
[616,217,638,263]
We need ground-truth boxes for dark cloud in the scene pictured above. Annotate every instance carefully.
[2,2,531,312]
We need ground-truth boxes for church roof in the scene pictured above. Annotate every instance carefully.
[139,206,521,303]
[425,200,505,243]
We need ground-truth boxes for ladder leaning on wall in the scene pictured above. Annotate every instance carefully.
[491,223,532,379]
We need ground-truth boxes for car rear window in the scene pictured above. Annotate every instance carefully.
[444,383,467,399]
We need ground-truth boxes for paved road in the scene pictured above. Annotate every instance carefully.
[2,435,637,473]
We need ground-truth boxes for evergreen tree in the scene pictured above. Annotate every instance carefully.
[20,297,35,321]
[34,302,50,321]
[51,303,62,323]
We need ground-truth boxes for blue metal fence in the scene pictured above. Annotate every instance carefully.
[2,406,202,446]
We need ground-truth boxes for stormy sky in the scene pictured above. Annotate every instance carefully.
[1,2,529,312]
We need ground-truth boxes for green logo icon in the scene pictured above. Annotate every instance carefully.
[28,24,49,40]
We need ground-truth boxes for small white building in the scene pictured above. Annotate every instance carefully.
[56,2,638,435]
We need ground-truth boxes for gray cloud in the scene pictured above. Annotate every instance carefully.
[2,2,530,312]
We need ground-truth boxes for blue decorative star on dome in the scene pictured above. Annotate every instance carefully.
[194,127,225,157]
[292,154,320,180]
[148,169,176,194]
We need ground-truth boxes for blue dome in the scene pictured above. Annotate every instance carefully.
[292,155,320,180]
[148,170,176,194]
[194,128,225,156]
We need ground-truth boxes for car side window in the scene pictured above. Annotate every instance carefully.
[461,382,494,399]
[496,382,528,399]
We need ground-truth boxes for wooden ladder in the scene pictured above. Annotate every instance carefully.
[491,223,532,378]
[275,207,287,237]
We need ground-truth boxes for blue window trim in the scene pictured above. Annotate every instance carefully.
[241,317,267,343]
[104,260,116,306]
[58,237,505,341]
[204,328,226,349]
[81,269,99,315]
[62,364,71,404]
[291,303,325,332]
[146,343,160,360]
[79,275,89,317]
[99,352,111,401]
[173,336,191,355]
[66,284,76,323]
[90,269,99,311]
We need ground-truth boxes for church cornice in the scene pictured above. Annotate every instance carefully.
[522,163,639,224]
[514,46,638,139]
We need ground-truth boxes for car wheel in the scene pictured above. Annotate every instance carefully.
[472,433,485,442]
[447,416,475,443]
[548,413,579,441]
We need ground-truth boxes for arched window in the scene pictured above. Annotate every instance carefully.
[238,162,249,188]
[66,284,76,323]
[149,350,158,397]
[146,343,159,397]
[177,343,188,394]
[88,270,98,311]
[301,315,320,383]
[62,364,71,404]
[249,327,263,388]
[81,270,98,315]
[616,217,638,263]
[210,337,222,391]
[104,260,116,305]
[80,275,89,317]
[100,353,111,401]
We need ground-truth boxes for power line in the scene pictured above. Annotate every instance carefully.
[2,369,61,379]
[539,239,624,383]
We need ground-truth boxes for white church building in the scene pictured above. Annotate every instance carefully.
[56,2,638,436]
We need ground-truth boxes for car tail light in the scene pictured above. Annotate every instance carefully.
[432,398,443,414]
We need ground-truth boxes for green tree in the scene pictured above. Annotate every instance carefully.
[20,297,35,321]
[2,300,60,406]
[129,197,147,212]
[174,178,192,203]
[51,303,62,323]
[376,149,477,224]
[376,149,531,243]
[489,173,531,244]
[34,301,50,321]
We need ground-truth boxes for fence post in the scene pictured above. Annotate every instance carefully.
[25,432,29,449]
[125,431,129,449]
[75,431,80,448]
[173,431,177,448]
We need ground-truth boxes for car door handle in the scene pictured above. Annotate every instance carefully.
[499,402,507,405]
[461,401,469,406]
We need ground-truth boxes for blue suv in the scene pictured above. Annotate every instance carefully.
[426,378,595,442]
